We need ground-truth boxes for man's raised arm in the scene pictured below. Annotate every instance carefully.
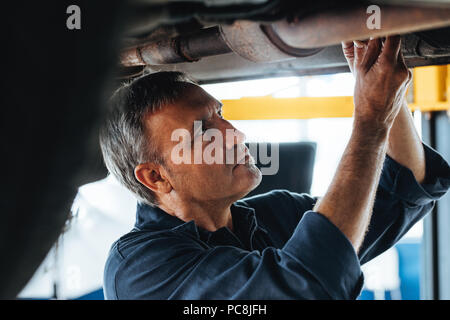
[313,36,412,252]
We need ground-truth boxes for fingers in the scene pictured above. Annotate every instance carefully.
[397,45,406,66]
[353,41,365,68]
[343,37,397,74]
[342,41,354,58]
[360,38,382,71]
[349,36,402,74]
[342,41,355,71]
[397,49,413,86]
[391,37,412,85]
[342,41,354,50]
[342,40,369,74]
[348,39,372,73]
[353,40,368,47]
[381,35,401,63]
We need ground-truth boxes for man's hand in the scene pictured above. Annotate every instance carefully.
[342,37,412,129]
[313,36,412,251]
[343,37,426,183]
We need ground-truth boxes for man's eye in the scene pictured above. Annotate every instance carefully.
[217,110,223,119]
[199,120,207,135]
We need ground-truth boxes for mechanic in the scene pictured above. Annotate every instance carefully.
[101,36,450,299]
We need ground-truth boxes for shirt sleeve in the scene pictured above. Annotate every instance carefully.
[112,212,363,300]
[358,142,450,264]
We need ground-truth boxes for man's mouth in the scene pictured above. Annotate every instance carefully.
[233,149,252,169]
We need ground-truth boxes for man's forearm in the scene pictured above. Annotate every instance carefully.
[387,99,426,183]
[315,36,413,252]
[313,122,389,251]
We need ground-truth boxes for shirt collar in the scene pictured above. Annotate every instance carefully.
[135,202,185,231]
[134,201,261,250]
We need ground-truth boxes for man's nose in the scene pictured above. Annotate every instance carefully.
[225,126,246,150]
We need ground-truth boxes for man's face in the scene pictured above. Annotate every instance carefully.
[143,83,262,203]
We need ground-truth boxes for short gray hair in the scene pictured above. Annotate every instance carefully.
[99,71,195,206]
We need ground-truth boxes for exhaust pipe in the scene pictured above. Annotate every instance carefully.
[120,27,232,66]
[120,5,450,67]
[270,5,450,49]
[120,22,323,67]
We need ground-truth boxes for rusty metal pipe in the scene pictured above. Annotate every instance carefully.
[120,5,450,67]
[121,21,324,67]
[120,26,232,66]
[271,5,450,49]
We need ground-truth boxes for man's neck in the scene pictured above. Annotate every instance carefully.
[158,199,233,232]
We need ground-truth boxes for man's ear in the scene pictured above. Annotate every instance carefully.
[134,163,172,194]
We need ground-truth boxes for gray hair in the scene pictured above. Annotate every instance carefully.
[99,71,195,206]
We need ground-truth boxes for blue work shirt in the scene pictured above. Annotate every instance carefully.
[103,143,450,299]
